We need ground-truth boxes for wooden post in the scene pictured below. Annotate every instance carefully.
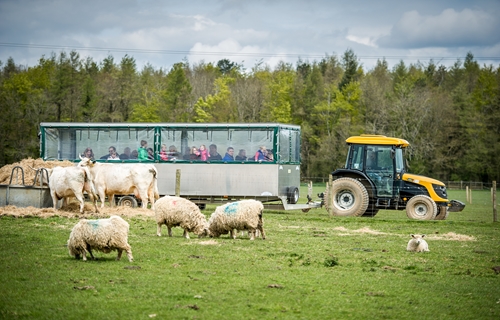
[307,181,313,202]
[493,181,497,222]
[175,169,181,197]
[327,174,333,216]
[466,186,469,203]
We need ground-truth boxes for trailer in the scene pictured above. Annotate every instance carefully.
[39,122,322,211]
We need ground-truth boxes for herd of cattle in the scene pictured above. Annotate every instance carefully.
[47,156,159,213]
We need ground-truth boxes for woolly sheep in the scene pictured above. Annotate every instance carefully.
[208,199,266,240]
[406,234,430,252]
[155,196,209,239]
[67,215,133,261]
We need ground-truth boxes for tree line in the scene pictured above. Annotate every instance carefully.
[0,49,499,182]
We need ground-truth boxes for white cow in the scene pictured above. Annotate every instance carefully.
[78,156,159,209]
[48,166,99,214]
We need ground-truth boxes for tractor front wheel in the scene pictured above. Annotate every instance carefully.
[406,195,437,220]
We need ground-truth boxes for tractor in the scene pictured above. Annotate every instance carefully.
[322,135,465,220]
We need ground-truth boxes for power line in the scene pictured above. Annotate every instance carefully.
[1,42,500,61]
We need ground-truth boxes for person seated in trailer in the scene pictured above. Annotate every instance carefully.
[120,147,131,160]
[254,146,267,161]
[190,146,201,160]
[223,147,235,162]
[82,147,94,160]
[199,144,208,161]
[130,150,138,159]
[106,146,120,160]
[160,144,168,161]
[168,145,180,159]
[138,140,149,160]
[235,149,247,161]
[208,144,222,160]
[147,147,155,160]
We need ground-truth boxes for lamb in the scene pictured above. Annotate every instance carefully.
[155,196,209,239]
[67,215,133,262]
[406,234,430,252]
[208,199,266,240]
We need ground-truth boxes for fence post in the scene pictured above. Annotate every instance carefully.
[493,181,497,223]
[466,186,469,203]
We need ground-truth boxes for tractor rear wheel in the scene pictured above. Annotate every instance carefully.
[406,195,437,220]
[329,178,369,217]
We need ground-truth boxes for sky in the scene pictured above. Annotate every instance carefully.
[1,0,500,72]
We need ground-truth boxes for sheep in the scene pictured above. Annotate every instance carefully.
[208,199,266,240]
[406,234,430,252]
[154,196,209,239]
[67,215,133,262]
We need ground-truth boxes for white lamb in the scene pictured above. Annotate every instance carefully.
[406,234,430,252]
[67,215,133,261]
[155,196,209,239]
[208,199,266,240]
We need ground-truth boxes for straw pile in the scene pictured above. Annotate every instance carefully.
[0,158,74,185]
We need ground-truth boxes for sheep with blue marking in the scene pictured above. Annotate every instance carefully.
[67,215,133,262]
[406,234,430,252]
[208,199,266,240]
[154,196,209,239]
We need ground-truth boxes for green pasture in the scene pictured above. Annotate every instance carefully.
[1,189,499,319]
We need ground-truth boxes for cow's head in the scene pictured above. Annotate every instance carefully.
[78,155,96,168]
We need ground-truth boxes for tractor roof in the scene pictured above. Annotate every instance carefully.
[346,135,410,147]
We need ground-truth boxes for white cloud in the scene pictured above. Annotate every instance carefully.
[346,35,378,48]
[189,38,264,67]
[378,8,500,48]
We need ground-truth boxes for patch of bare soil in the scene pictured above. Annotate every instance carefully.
[0,158,74,185]
[426,232,476,241]
[197,240,219,245]
[333,226,388,235]
[332,226,476,241]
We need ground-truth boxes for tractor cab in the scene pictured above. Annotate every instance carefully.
[345,135,408,199]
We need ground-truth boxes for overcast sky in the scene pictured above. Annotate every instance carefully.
[1,0,499,72]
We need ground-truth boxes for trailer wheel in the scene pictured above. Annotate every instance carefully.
[434,206,449,220]
[406,195,437,220]
[118,196,138,208]
[287,186,299,204]
[329,178,369,217]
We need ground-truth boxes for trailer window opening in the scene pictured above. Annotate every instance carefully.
[40,123,300,165]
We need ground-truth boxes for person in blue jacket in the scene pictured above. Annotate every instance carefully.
[222,147,235,162]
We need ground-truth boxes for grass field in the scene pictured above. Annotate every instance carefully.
[0,189,499,319]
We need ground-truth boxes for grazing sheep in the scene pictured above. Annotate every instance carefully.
[67,215,133,262]
[155,196,209,239]
[406,234,430,252]
[208,199,266,240]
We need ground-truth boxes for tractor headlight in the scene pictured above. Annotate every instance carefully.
[433,184,447,199]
